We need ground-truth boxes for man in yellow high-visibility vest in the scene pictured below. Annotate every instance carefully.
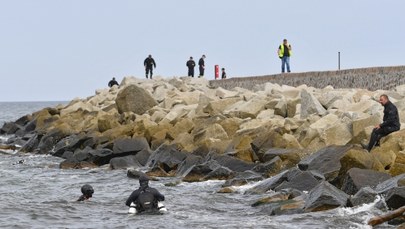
[278,39,292,73]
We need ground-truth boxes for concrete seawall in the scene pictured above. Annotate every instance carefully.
[209,66,405,91]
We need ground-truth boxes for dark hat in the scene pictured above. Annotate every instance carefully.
[81,184,94,196]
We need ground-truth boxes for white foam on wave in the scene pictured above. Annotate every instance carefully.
[0,135,10,141]
[232,182,262,194]
[339,195,382,215]
[337,195,384,228]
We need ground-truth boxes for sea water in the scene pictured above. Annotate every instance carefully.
[0,102,395,228]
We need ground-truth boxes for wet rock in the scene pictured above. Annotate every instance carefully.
[51,133,90,157]
[217,187,236,193]
[375,173,405,194]
[0,122,21,135]
[110,149,151,169]
[244,170,289,194]
[253,190,306,215]
[385,187,405,210]
[176,154,204,177]
[19,134,41,153]
[38,128,69,154]
[253,156,283,177]
[298,145,353,184]
[59,160,97,169]
[148,144,187,174]
[341,168,391,195]
[112,137,150,155]
[127,169,147,179]
[275,170,322,192]
[203,166,234,181]
[222,170,263,187]
[88,148,115,165]
[349,187,378,207]
[115,84,157,115]
[211,154,255,172]
[304,181,349,212]
[182,161,220,182]
[262,148,301,167]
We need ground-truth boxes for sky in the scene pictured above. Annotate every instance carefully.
[1,0,404,101]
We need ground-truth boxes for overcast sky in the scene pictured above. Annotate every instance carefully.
[1,0,404,101]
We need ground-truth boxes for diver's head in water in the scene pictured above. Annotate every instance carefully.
[78,184,94,201]
[139,175,150,189]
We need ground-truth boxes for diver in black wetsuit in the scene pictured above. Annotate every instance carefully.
[77,184,94,201]
[125,175,165,213]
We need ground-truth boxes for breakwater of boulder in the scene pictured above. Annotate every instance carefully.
[1,69,405,223]
[209,65,405,91]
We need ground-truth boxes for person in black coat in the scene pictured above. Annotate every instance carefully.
[364,94,400,152]
[186,57,196,77]
[125,175,165,213]
[108,77,119,87]
[144,55,156,79]
[198,55,206,77]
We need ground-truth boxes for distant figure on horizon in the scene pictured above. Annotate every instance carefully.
[198,55,206,78]
[278,39,292,73]
[144,55,156,79]
[221,68,227,79]
[186,57,196,77]
[363,94,400,152]
[108,77,119,87]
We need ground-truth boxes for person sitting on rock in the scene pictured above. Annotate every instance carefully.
[125,175,165,213]
[108,77,119,87]
[77,184,94,201]
[363,94,400,152]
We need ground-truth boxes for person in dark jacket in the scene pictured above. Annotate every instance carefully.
[77,184,94,201]
[221,68,227,79]
[186,57,196,77]
[144,55,156,79]
[125,175,165,213]
[364,94,400,152]
[108,77,119,87]
[198,55,206,78]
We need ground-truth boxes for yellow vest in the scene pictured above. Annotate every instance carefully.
[278,44,292,58]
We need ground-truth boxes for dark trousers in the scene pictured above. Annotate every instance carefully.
[199,66,204,77]
[145,67,153,79]
[367,126,399,151]
[188,68,194,77]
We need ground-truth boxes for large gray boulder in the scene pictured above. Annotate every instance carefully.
[341,168,391,195]
[304,181,349,212]
[115,84,157,114]
[300,89,327,119]
[298,145,353,184]
[349,187,378,207]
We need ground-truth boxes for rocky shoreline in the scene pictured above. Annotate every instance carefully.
[1,76,405,222]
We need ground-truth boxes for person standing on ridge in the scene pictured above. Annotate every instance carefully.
[278,39,292,73]
[221,68,227,79]
[363,94,400,152]
[198,55,206,77]
[186,57,196,77]
[108,77,119,87]
[144,55,156,79]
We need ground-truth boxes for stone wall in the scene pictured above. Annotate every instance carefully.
[209,66,405,91]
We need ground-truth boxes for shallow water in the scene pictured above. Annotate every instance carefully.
[0,102,397,228]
